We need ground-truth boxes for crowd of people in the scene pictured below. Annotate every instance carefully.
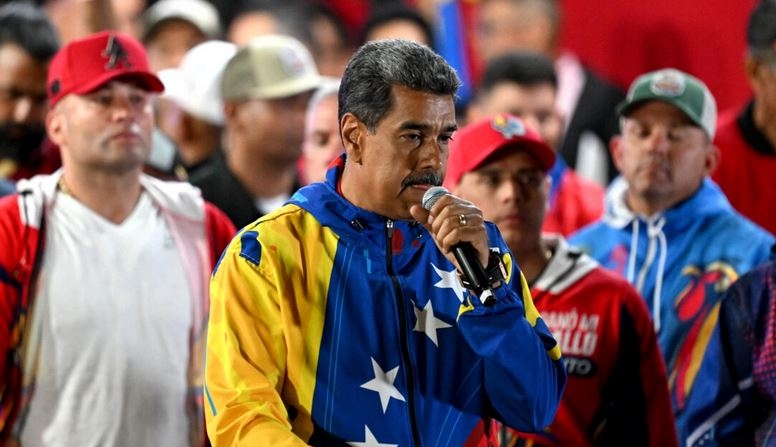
[0,0,774,446]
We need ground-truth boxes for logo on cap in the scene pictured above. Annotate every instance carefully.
[650,69,685,97]
[102,34,133,70]
[491,115,526,139]
[279,47,308,77]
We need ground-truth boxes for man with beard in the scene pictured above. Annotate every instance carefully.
[0,2,60,183]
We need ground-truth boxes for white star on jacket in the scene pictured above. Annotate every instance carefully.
[413,300,451,346]
[348,426,398,447]
[432,263,466,303]
[360,357,406,413]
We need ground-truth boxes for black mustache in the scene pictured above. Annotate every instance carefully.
[401,171,443,189]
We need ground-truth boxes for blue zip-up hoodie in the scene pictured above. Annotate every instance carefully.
[570,177,774,445]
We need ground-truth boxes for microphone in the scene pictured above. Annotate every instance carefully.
[422,187,497,306]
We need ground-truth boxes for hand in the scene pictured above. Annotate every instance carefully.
[410,193,490,269]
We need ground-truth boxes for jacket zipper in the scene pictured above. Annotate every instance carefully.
[385,219,422,446]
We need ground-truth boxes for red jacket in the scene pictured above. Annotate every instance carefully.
[508,236,678,447]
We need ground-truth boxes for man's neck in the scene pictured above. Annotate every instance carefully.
[510,239,551,285]
[226,144,297,201]
[59,167,143,224]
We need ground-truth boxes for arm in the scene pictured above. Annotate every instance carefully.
[409,196,566,432]
[204,229,309,446]
[0,193,40,440]
[683,267,767,447]
[456,256,566,432]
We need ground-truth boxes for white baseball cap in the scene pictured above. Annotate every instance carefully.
[157,40,237,125]
[142,0,222,42]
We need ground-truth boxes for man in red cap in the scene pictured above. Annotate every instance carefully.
[0,31,235,446]
[445,113,678,446]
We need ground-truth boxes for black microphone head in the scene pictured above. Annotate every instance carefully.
[422,186,449,211]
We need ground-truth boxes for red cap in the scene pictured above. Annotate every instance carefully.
[47,31,164,107]
[444,114,556,189]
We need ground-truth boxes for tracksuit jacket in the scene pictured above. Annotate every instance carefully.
[204,159,567,446]
[570,177,774,445]
[0,172,236,445]
[684,257,776,447]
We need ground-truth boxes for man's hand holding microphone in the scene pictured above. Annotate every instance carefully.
[410,186,503,306]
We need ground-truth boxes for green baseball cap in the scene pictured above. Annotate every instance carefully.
[618,68,717,139]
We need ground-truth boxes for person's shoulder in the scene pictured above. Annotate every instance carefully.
[141,175,226,224]
[579,65,625,105]
[242,203,310,234]
[710,207,773,240]
[203,201,237,234]
[0,192,22,235]
[187,152,227,186]
[216,204,310,267]
[0,179,15,198]
[582,264,639,298]
[0,191,17,209]
[569,219,612,241]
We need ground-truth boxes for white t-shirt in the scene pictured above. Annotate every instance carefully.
[21,192,193,447]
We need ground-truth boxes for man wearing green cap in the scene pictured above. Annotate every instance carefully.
[569,67,774,445]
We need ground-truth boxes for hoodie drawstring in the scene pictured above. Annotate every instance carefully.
[630,216,667,333]
[626,219,639,284]
[652,220,668,333]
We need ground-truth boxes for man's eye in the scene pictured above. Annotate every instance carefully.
[94,94,113,106]
[404,134,422,145]
[667,128,689,142]
[130,94,149,107]
[631,126,649,138]
[483,174,500,186]
[516,171,544,188]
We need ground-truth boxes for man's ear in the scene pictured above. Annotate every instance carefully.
[610,135,624,173]
[46,104,65,147]
[705,143,721,176]
[744,55,762,87]
[222,101,239,128]
[341,113,364,164]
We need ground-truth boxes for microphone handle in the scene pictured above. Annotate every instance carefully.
[452,242,497,306]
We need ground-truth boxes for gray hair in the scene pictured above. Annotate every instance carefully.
[338,39,461,132]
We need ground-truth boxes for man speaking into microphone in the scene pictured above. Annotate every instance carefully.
[204,39,566,447]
